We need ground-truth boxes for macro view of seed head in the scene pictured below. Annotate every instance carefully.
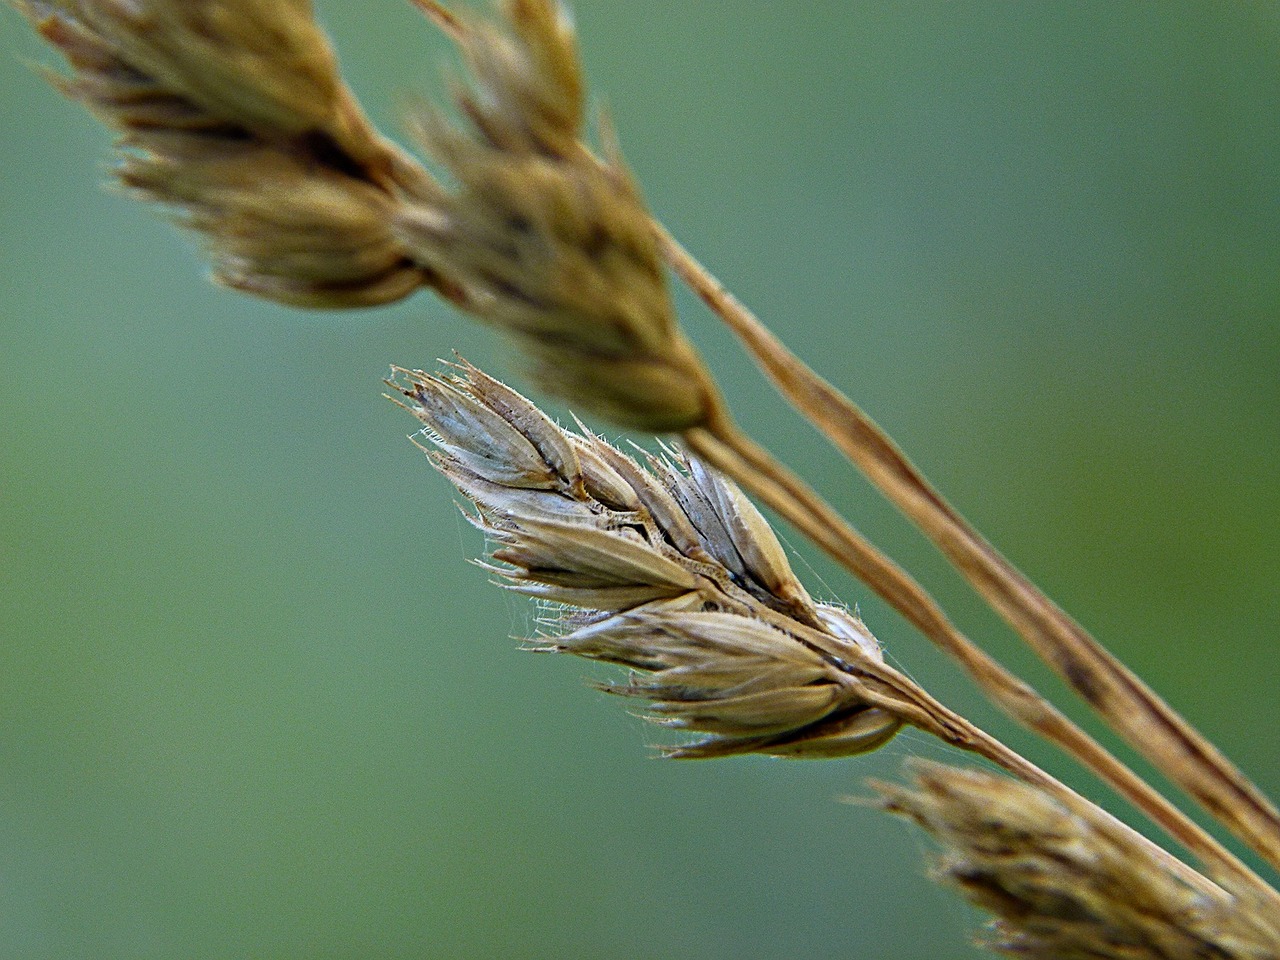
[2,2,1277,957]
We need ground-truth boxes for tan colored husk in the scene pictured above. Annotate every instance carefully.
[393,0,720,430]
[35,0,366,143]
[874,761,1280,960]
[18,0,442,307]
[389,360,902,759]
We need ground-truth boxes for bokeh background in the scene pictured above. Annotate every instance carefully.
[2,2,1278,957]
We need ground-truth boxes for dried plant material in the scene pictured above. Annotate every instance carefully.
[874,761,1280,960]
[389,361,902,758]
[560,610,901,760]
[18,0,442,307]
[115,138,426,307]
[16,1,1280,952]
[392,360,1239,910]
[29,0,365,142]
[396,0,720,430]
[661,223,1280,872]
[680,416,1280,901]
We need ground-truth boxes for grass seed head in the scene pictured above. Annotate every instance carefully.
[397,0,720,430]
[874,761,1280,960]
[18,0,443,307]
[391,363,904,759]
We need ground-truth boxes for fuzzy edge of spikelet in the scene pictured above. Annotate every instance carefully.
[871,760,1280,960]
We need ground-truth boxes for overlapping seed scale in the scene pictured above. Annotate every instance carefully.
[437,461,594,524]
[649,659,823,693]
[653,458,750,582]
[492,517,697,592]
[646,613,824,665]
[524,344,711,435]
[509,581,689,611]
[119,147,418,306]
[589,445,706,557]
[407,376,561,489]
[813,603,885,662]
[659,664,828,696]
[456,362,582,487]
[648,684,844,737]
[494,564,687,611]
[555,609,717,670]
[459,0,583,157]
[427,160,668,357]
[568,438,641,511]
[761,708,903,759]
[33,12,214,131]
[563,613,841,704]
[686,458,811,607]
[62,0,347,139]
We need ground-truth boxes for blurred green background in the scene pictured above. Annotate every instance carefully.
[2,2,1278,957]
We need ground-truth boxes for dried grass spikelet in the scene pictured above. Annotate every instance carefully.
[389,361,904,758]
[18,0,442,307]
[396,0,720,431]
[873,761,1280,960]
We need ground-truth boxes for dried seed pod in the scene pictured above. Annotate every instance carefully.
[118,139,426,307]
[20,0,442,307]
[874,762,1280,960]
[398,0,721,430]
[391,363,904,759]
[560,610,903,759]
[35,0,374,146]
[395,366,568,491]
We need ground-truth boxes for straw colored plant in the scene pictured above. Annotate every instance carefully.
[14,0,1279,956]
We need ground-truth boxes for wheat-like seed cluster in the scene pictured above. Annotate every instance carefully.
[18,0,718,428]
[393,0,718,430]
[390,361,904,759]
[17,0,444,306]
[875,762,1280,960]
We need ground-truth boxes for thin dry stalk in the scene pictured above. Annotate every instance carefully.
[874,761,1280,960]
[659,226,1280,873]
[680,418,1278,905]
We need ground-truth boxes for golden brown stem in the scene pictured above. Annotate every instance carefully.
[682,418,1279,907]
[851,665,1225,901]
[662,225,1280,875]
